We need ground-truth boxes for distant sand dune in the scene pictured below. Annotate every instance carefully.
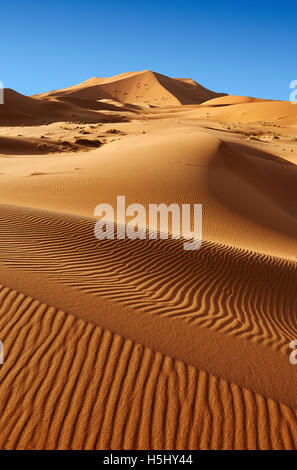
[35,70,226,107]
[197,98,297,125]
[0,89,130,126]
[201,95,270,107]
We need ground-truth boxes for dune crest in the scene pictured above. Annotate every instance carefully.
[35,70,226,106]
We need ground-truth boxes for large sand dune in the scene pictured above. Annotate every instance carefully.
[36,70,226,106]
[0,72,296,449]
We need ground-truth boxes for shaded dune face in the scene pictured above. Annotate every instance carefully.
[0,89,131,126]
[208,140,297,241]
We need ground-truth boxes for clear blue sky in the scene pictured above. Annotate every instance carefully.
[1,0,296,100]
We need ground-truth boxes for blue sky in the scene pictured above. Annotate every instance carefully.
[1,0,296,100]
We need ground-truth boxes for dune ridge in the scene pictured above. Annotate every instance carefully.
[196,98,297,125]
[35,70,226,106]
[0,127,296,258]
[0,204,296,409]
[0,282,296,450]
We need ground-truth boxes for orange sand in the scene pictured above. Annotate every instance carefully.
[0,71,296,449]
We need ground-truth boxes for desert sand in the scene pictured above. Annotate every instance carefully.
[0,70,296,450]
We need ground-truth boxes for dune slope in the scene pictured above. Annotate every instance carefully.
[35,70,226,106]
[0,89,131,126]
[0,128,296,257]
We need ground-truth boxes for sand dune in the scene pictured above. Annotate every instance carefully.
[202,95,270,106]
[35,70,226,106]
[0,127,295,257]
[0,72,296,450]
[198,98,297,126]
[0,89,131,126]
